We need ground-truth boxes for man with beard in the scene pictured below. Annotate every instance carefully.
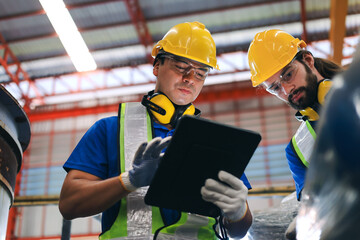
[247,29,343,202]
[247,29,343,239]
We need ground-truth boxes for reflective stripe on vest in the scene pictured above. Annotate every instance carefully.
[157,214,217,240]
[100,102,157,240]
[291,120,317,168]
[100,102,216,240]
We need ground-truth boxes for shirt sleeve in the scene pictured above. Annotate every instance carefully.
[285,141,307,200]
[63,118,110,179]
[240,173,252,190]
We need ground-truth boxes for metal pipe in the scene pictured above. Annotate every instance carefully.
[0,85,31,240]
[61,218,71,240]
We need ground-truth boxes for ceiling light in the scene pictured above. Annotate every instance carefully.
[39,0,97,72]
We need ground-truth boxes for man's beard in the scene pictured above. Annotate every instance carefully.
[288,64,318,110]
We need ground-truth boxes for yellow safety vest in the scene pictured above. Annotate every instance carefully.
[291,120,317,168]
[99,102,216,240]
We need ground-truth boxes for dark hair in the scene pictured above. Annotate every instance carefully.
[295,50,344,79]
[153,50,168,66]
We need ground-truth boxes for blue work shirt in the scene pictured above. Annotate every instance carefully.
[286,120,317,200]
[63,116,252,233]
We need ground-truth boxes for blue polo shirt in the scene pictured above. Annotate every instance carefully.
[63,116,252,233]
[286,120,317,200]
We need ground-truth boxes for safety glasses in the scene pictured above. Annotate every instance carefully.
[161,55,210,81]
[265,61,299,95]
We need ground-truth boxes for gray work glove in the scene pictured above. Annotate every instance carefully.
[201,170,248,221]
[120,136,171,191]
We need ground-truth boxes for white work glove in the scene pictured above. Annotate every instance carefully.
[120,136,171,191]
[201,170,248,221]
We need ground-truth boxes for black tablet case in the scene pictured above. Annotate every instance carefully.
[144,115,261,218]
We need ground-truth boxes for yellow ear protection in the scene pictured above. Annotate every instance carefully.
[296,79,332,121]
[317,79,332,105]
[141,91,196,127]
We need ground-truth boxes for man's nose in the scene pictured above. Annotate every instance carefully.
[182,68,196,83]
[280,82,294,96]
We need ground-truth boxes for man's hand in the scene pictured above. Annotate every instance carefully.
[201,170,248,221]
[120,136,171,191]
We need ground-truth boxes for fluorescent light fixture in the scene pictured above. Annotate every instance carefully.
[39,0,97,72]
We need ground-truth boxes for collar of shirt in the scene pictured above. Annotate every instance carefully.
[153,121,175,138]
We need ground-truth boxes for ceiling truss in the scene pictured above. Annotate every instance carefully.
[0,0,358,111]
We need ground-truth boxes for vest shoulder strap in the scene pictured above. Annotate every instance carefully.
[101,102,155,239]
[291,120,317,168]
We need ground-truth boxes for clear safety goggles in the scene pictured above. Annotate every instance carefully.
[264,60,299,95]
[161,54,210,81]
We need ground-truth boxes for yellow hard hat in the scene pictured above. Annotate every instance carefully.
[248,29,307,87]
[152,21,219,70]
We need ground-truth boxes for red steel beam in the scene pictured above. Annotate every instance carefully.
[27,82,268,122]
[124,0,153,63]
[0,33,44,110]
[299,0,308,43]
[0,9,45,21]
[23,68,156,99]
[1,59,250,99]
[23,68,248,102]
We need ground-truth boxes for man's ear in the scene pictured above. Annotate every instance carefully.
[302,52,316,70]
[153,61,159,76]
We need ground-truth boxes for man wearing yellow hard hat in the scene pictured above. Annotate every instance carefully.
[59,22,253,239]
[248,30,343,238]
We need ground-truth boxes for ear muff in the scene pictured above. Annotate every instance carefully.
[317,80,332,105]
[169,103,195,127]
[297,80,332,121]
[148,93,175,124]
[299,107,320,121]
[183,104,196,116]
[141,92,196,126]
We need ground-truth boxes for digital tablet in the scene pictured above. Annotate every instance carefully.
[144,115,261,218]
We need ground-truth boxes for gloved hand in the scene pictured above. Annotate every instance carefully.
[201,170,248,221]
[119,136,171,191]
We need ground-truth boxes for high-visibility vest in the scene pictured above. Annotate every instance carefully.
[100,102,216,240]
[291,120,317,168]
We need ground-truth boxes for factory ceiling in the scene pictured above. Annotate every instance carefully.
[0,0,359,109]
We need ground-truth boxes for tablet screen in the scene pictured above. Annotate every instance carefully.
[144,115,261,218]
